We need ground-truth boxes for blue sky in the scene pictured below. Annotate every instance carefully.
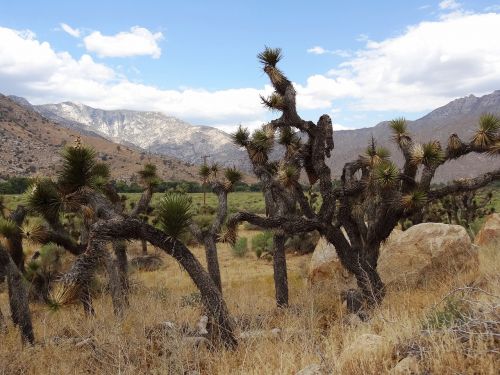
[1,0,500,132]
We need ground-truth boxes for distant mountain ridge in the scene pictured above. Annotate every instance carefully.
[8,91,500,182]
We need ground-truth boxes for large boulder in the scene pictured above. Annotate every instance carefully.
[308,237,354,288]
[474,213,500,247]
[379,223,478,288]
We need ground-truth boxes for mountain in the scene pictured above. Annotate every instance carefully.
[9,91,500,183]
[327,90,500,182]
[0,95,200,182]
[30,101,248,168]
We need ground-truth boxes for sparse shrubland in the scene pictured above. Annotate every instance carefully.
[0,47,499,374]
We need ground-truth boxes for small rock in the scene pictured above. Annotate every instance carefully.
[390,356,419,374]
[474,213,500,247]
[197,315,208,336]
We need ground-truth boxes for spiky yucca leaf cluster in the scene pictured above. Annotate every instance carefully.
[410,141,444,167]
[58,145,109,193]
[247,126,275,164]
[260,93,286,111]
[363,145,390,167]
[199,164,211,180]
[224,167,242,190]
[25,179,62,221]
[472,113,500,149]
[0,217,18,239]
[138,163,159,188]
[257,46,283,67]
[390,118,411,147]
[400,190,427,211]
[278,164,299,188]
[22,219,49,244]
[373,161,400,188]
[232,125,250,147]
[157,192,193,239]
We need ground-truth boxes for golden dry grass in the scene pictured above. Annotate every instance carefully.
[0,230,499,374]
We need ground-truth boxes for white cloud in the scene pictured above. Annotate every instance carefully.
[307,46,351,57]
[439,0,461,10]
[83,26,163,58]
[60,23,80,38]
[294,12,500,112]
[0,26,267,127]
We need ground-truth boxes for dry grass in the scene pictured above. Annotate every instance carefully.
[1,231,499,374]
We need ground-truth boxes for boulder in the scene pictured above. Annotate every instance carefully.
[308,237,354,287]
[379,223,478,288]
[390,356,420,374]
[474,213,500,247]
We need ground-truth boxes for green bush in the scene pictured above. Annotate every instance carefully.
[232,237,248,257]
[251,231,273,258]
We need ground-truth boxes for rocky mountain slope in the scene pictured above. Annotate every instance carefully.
[9,90,500,183]
[0,95,200,182]
[25,100,248,168]
[328,90,500,181]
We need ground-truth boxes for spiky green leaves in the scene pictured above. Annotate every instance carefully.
[157,192,193,239]
[232,125,250,147]
[58,145,108,193]
[199,164,211,180]
[363,145,390,167]
[22,219,49,244]
[390,118,411,147]
[247,126,275,164]
[472,113,500,149]
[373,161,400,188]
[0,217,18,239]
[278,164,299,188]
[138,163,159,187]
[24,179,62,222]
[278,126,300,147]
[257,46,283,67]
[260,93,286,111]
[410,141,444,167]
[400,190,427,211]
[224,167,242,189]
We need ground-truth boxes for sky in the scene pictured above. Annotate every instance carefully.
[1,0,500,132]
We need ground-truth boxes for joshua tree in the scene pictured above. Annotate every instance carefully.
[226,47,500,306]
[186,164,242,292]
[418,189,495,237]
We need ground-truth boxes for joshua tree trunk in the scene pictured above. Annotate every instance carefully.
[141,239,148,255]
[204,236,222,293]
[273,233,288,307]
[7,206,27,272]
[0,244,34,345]
[112,241,129,294]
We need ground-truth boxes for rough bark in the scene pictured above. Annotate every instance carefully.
[272,233,288,307]
[6,206,27,272]
[0,244,34,345]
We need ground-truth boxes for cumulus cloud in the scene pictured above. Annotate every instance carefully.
[60,23,80,38]
[296,12,500,112]
[0,26,267,127]
[83,26,163,58]
[307,46,351,57]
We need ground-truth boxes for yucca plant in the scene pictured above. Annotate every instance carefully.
[400,190,428,212]
[0,217,18,239]
[199,164,211,181]
[373,161,400,188]
[261,93,286,111]
[411,141,444,167]
[232,125,250,147]
[390,118,411,147]
[472,113,500,149]
[257,46,283,67]
[157,192,193,239]
[278,164,299,188]
[24,179,62,224]
[224,167,242,190]
[58,145,98,193]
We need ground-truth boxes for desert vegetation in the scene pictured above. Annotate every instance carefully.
[0,48,499,374]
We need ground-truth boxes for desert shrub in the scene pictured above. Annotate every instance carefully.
[423,297,470,330]
[251,231,273,258]
[192,214,213,232]
[232,237,248,257]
